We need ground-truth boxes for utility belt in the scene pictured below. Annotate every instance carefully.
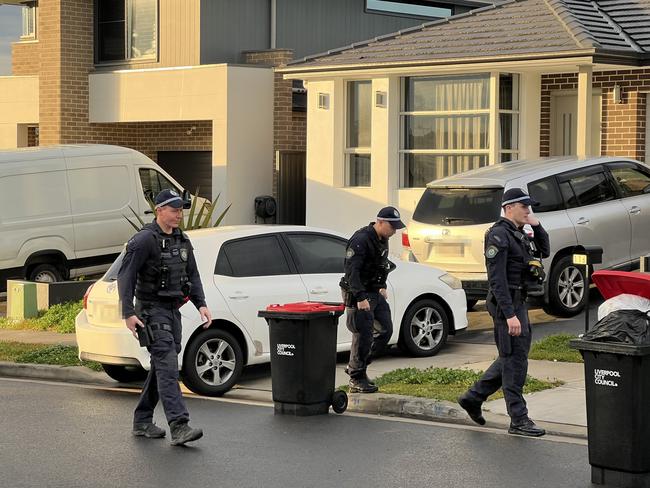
[135,298,182,310]
[486,285,527,309]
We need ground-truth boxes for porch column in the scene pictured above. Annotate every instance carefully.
[576,65,593,157]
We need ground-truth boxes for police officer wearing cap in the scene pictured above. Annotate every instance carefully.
[458,188,550,437]
[340,206,404,393]
[118,189,212,446]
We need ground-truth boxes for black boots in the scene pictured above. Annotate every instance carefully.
[170,420,203,446]
[457,392,486,426]
[349,377,379,394]
[508,418,546,437]
[132,422,166,438]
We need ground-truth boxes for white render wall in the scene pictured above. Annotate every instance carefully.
[0,76,39,149]
[304,70,544,237]
[88,64,273,225]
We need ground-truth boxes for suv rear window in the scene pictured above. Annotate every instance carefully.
[412,187,504,225]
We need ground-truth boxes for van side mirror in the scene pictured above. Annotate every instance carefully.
[182,189,192,209]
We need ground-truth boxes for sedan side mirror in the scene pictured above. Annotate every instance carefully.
[182,189,192,209]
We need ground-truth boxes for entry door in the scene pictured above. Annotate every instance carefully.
[158,151,212,200]
[277,151,306,225]
[550,93,602,156]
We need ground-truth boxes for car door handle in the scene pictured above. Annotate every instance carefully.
[228,293,249,300]
[629,206,641,215]
[576,217,590,225]
[309,288,329,295]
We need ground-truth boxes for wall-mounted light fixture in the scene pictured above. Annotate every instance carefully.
[317,93,329,110]
[613,84,623,104]
[186,125,197,136]
[375,91,387,108]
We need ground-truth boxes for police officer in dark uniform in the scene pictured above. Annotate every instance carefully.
[340,206,404,393]
[118,189,212,446]
[458,188,550,437]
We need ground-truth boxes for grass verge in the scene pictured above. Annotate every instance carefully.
[0,300,83,334]
[529,333,583,363]
[341,366,563,402]
[0,342,102,371]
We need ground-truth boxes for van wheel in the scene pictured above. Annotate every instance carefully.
[28,264,64,283]
[399,299,449,357]
[182,328,244,396]
[546,255,587,317]
[102,364,148,383]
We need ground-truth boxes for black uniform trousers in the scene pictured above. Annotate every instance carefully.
[133,300,190,426]
[346,291,393,379]
[467,301,531,422]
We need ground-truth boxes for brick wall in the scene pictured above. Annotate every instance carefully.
[12,41,40,76]
[12,0,211,158]
[244,49,306,196]
[541,69,649,161]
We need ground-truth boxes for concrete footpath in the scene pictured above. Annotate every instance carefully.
[0,306,588,439]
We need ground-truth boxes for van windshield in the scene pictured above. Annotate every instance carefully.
[103,251,125,282]
[413,187,504,226]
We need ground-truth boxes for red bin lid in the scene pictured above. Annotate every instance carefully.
[265,302,345,313]
[592,270,650,300]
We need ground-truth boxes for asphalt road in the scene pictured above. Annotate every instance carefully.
[0,378,592,488]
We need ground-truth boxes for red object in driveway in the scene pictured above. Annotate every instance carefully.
[264,302,345,314]
[591,270,650,301]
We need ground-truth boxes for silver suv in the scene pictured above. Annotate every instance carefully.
[403,157,650,316]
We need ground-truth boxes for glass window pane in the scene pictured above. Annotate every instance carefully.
[559,181,578,209]
[286,234,346,274]
[499,113,519,151]
[99,21,126,61]
[348,154,371,187]
[406,75,489,112]
[224,236,291,277]
[413,187,504,225]
[402,153,488,187]
[348,81,372,148]
[405,114,489,150]
[568,172,616,206]
[128,0,157,59]
[499,74,519,111]
[528,177,564,213]
[99,0,125,22]
[609,165,650,197]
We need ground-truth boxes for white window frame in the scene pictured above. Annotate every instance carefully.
[345,80,372,188]
[399,72,521,188]
[21,2,37,40]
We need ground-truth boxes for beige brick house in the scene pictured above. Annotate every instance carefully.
[280,0,650,234]
[0,0,487,224]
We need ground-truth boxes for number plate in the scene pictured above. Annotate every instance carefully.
[573,254,588,265]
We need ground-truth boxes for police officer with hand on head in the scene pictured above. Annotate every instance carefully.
[458,188,550,437]
[340,206,404,393]
[118,189,212,446]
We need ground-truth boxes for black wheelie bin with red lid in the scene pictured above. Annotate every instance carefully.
[258,302,348,416]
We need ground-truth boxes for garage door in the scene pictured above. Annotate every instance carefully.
[157,151,212,200]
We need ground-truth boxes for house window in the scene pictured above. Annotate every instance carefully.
[292,80,307,112]
[366,0,453,19]
[401,74,490,187]
[346,81,372,187]
[21,2,37,39]
[499,74,520,162]
[97,0,157,63]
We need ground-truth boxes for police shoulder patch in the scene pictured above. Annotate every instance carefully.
[485,245,499,259]
[346,248,355,258]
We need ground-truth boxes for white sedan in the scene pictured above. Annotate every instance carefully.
[75,226,467,396]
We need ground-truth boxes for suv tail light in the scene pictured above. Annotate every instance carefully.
[82,283,95,310]
[402,229,411,249]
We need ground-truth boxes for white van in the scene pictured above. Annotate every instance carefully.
[0,144,191,287]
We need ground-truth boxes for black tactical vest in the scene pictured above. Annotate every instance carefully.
[135,225,192,302]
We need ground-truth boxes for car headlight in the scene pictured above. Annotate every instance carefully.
[439,273,462,290]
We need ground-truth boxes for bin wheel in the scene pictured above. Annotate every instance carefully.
[332,390,348,414]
